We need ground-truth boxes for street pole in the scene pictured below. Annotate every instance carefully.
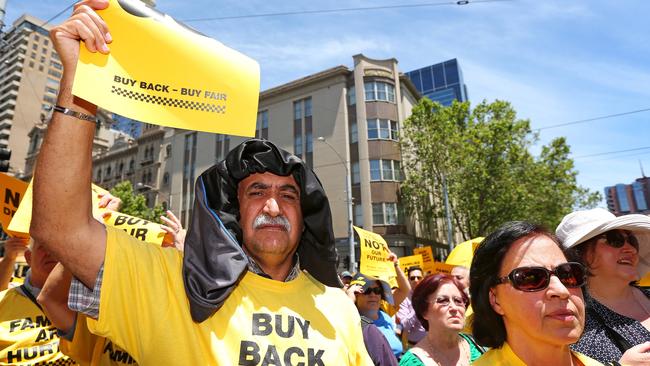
[317,137,355,273]
[442,174,454,255]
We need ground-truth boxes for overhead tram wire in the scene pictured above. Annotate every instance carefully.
[573,146,650,160]
[39,1,77,28]
[181,0,515,22]
[535,107,650,131]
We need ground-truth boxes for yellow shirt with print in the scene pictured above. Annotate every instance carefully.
[0,287,76,365]
[86,226,373,365]
[474,341,604,366]
[60,314,136,366]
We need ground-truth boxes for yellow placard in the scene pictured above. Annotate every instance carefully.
[354,226,397,286]
[73,0,260,137]
[398,254,424,275]
[9,182,165,245]
[0,173,28,237]
[431,261,456,275]
[413,246,435,274]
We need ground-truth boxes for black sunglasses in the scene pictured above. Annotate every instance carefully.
[362,287,383,295]
[496,262,586,292]
[593,230,639,250]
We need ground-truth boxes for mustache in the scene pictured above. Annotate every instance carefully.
[253,214,291,232]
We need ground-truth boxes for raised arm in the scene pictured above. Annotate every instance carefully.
[30,0,111,288]
[388,252,411,307]
[0,237,28,289]
[37,264,75,333]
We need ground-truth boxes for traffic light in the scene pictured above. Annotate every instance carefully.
[0,148,11,173]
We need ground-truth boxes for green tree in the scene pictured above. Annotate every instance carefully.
[109,181,166,223]
[400,98,601,241]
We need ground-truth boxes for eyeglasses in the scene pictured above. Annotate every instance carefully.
[432,295,467,308]
[409,276,423,281]
[361,287,383,295]
[593,230,639,251]
[496,262,586,292]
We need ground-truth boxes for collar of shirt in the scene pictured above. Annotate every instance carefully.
[247,254,301,282]
[21,270,41,298]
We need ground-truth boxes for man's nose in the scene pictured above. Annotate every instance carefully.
[263,197,280,216]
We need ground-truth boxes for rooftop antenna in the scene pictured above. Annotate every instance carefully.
[640,159,646,178]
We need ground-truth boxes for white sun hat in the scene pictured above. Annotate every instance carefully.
[556,208,650,276]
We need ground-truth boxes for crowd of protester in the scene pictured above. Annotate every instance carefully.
[0,1,649,364]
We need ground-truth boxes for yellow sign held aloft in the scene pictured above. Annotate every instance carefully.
[413,246,435,274]
[73,0,260,137]
[397,254,424,275]
[0,173,28,237]
[354,226,397,287]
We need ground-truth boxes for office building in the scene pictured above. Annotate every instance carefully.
[0,14,60,176]
[405,58,468,106]
[605,176,650,215]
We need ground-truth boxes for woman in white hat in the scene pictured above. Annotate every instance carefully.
[557,208,650,365]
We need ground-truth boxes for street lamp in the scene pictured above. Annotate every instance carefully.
[317,136,356,273]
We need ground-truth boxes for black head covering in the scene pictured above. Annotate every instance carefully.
[182,139,341,322]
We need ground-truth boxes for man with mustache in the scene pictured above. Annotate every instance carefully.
[30,1,371,364]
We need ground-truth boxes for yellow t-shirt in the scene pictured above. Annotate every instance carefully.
[0,287,76,365]
[87,227,373,365]
[60,314,136,366]
[474,341,604,366]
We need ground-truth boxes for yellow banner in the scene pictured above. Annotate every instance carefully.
[0,173,28,237]
[397,254,424,275]
[8,182,165,245]
[73,0,260,137]
[354,226,397,287]
[413,246,435,274]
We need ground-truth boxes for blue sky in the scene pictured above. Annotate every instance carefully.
[6,0,650,206]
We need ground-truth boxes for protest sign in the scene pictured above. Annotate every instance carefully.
[354,226,397,287]
[9,182,165,245]
[0,173,28,237]
[431,261,456,275]
[73,0,260,137]
[397,254,424,275]
[413,246,435,274]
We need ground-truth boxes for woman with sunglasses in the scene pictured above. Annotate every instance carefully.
[470,221,602,365]
[399,274,484,366]
[348,273,403,361]
[557,208,650,365]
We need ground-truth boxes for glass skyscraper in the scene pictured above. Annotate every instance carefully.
[405,59,468,106]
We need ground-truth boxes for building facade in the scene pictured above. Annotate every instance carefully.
[405,58,468,106]
[605,176,650,215]
[0,14,61,176]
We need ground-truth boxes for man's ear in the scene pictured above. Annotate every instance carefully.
[489,288,505,316]
[24,249,32,266]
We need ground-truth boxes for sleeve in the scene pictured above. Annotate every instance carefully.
[396,299,417,333]
[362,324,399,366]
[59,314,98,366]
[84,226,184,361]
[68,266,104,319]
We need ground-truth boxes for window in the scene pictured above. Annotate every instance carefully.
[354,204,363,226]
[45,87,57,95]
[32,44,38,50]
[293,97,313,167]
[364,81,396,103]
[40,56,45,63]
[347,87,356,106]
[351,162,360,184]
[50,61,62,70]
[46,77,58,85]
[166,144,172,158]
[350,121,358,143]
[163,172,170,186]
[48,69,62,78]
[370,160,381,181]
[367,119,399,141]
[372,202,402,226]
[38,65,44,72]
[256,110,268,139]
[34,35,40,42]
[369,159,403,181]
[30,52,36,59]
[29,61,34,68]
[43,39,49,46]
